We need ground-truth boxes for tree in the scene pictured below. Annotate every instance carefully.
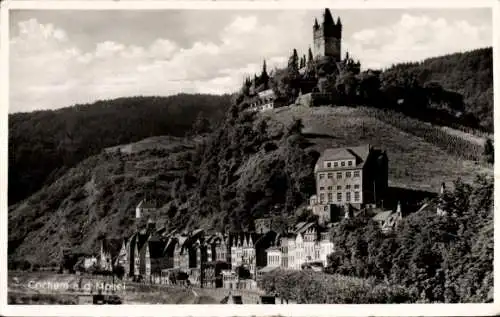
[260,60,270,90]
[285,118,304,137]
[191,112,212,135]
[288,49,299,76]
[483,138,494,164]
[113,264,125,280]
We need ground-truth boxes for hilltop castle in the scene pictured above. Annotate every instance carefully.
[245,8,360,112]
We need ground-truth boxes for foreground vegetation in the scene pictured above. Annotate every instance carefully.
[326,174,493,303]
[259,174,492,304]
[259,270,416,303]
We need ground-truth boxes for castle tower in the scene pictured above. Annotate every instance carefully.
[313,8,342,62]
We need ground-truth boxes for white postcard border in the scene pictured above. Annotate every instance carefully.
[1,0,498,316]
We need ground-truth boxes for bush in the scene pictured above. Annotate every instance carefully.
[258,269,416,303]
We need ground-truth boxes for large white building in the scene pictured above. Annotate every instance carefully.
[308,145,389,225]
[262,222,334,272]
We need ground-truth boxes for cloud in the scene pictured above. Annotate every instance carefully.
[345,14,491,70]
[10,13,491,113]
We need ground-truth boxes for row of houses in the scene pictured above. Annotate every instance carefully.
[91,144,447,289]
[95,218,335,288]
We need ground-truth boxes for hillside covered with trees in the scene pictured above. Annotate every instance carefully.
[8,94,232,205]
[8,101,491,266]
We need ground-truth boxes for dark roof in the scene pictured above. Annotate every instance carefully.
[314,145,372,173]
[148,239,167,259]
[255,231,277,248]
[137,233,150,252]
[137,199,157,209]
[100,238,124,262]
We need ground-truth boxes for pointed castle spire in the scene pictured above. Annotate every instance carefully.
[314,18,319,29]
[324,8,334,25]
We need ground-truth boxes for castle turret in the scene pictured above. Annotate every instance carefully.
[313,8,342,62]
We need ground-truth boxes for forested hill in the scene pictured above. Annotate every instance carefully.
[8,94,232,205]
[379,47,493,131]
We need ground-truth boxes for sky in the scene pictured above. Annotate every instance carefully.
[9,8,492,113]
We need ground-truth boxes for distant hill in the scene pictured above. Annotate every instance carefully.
[8,105,492,264]
[8,94,232,205]
[379,47,493,131]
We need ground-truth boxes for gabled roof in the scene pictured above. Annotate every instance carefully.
[297,222,316,235]
[372,210,393,222]
[314,145,372,173]
[100,238,124,262]
[137,199,157,210]
[257,89,275,99]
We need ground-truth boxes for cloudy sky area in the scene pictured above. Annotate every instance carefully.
[10,9,492,113]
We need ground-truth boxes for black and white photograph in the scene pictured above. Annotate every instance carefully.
[2,0,497,314]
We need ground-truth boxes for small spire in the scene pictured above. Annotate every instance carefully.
[336,16,342,26]
[314,18,319,29]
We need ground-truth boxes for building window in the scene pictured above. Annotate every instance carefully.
[327,193,332,202]
[319,193,324,202]
[336,172,342,179]
[337,185,342,190]
[346,185,351,190]
[354,184,360,189]
[346,171,352,178]
[354,192,360,201]
[337,192,342,202]
[327,173,333,179]
[320,186,325,190]
[346,192,351,202]
[327,186,332,190]
[319,173,324,179]
[341,161,345,167]
[354,171,360,177]
[348,160,353,166]
[334,162,338,167]
[327,162,331,168]
[324,205,328,211]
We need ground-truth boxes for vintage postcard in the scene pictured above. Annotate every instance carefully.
[1,0,498,316]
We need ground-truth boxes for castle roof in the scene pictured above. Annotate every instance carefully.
[314,144,373,173]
